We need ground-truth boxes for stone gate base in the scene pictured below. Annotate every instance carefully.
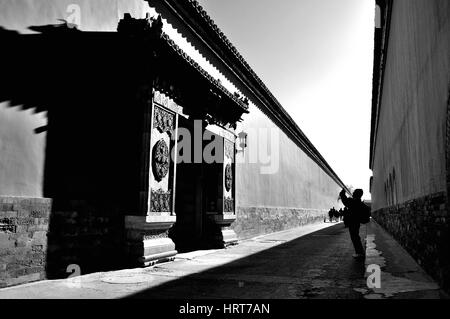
[125,215,177,267]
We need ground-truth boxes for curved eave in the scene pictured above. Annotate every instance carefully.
[161,32,249,116]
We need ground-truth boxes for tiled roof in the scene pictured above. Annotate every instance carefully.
[117,12,249,115]
[162,32,249,113]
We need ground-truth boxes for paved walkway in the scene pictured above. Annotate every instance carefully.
[0,220,446,299]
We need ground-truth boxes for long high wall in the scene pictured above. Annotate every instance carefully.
[0,0,344,234]
[234,104,342,239]
[371,0,450,290]
[0,104,47,197]
[0,0,344,286]
[371,0,450,210]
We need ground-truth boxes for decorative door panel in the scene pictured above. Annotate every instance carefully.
[148,90,180,216]
[223,139,235,214]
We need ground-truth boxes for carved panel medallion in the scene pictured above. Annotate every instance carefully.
[153,106,175,136]
[152,139,170,182]
[150,189,172,212]
[225,164,233,192]
[224,197,234,213]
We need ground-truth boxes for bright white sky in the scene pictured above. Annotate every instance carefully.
[197,0,375,200]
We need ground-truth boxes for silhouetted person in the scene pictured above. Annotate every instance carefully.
[339,188,366,259]
[333,209,340,222]
[342,206,349,227]
[328,208,334,222]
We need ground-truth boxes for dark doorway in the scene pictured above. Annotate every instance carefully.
[169,116,223,252]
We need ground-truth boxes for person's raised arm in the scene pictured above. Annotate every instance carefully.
[339,189,351,207]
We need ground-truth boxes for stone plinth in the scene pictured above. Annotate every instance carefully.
[209,213,238,246]
[125,215,177,267]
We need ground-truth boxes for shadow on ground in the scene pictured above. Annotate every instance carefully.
[127,224,367,299]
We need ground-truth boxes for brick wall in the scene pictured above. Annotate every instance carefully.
[372,191,450,291]
[46,199,125,279]
[0,196,51,288]
[233,206,327,240]
[0,196,127,287]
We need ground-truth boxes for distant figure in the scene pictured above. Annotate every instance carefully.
[339,188,367,259]
[328,208,334,223]
[338,208,344,221]
[333,209,340,222]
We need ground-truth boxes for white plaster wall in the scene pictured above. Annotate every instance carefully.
[371,0,450,210]
[236,103,343,210]
[0,0,151,33]
[0,102,47,196]
[0,1,151,197]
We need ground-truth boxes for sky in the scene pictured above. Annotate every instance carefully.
[197,0,375,200]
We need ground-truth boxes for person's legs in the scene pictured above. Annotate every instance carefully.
[349,225,365,256]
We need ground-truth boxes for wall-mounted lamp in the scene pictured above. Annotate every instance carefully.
[236,131,248,154]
